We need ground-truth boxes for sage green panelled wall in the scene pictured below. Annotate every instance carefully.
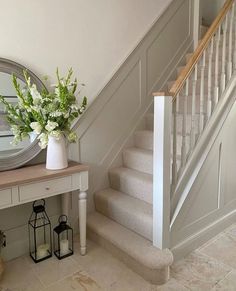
[0,0,173,260]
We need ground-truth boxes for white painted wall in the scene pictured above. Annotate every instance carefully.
[0,0,172,104]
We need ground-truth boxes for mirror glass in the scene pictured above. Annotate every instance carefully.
[0,58,46,171]
[0,72,32,157]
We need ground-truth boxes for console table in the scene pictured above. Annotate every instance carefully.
[0,161,89,255]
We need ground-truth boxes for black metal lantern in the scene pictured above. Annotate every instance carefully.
[28,199,52,263]
[53,215,73,260]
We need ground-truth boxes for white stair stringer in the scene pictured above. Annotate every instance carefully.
[87,212,173,285]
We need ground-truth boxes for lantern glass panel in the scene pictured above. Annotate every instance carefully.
[53,215,73,260]
[28,200,52,263]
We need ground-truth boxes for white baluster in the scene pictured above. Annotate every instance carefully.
[214,26,221,107]
[190,66,198,151]
[181,81,188,170]
[221,15,228,93]
[207,38,214,120]
[227,5,234,79]
[172,100,177,191]
[233,4,236,71]
[199,51,206,134]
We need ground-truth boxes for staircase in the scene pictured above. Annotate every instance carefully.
[87,112,172,284]
[87,0,236,285]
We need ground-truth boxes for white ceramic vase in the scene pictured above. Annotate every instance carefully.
[46,134,68,170]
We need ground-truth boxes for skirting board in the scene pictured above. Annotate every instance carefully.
[171,208,236,261]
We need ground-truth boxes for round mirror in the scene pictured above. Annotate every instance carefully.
[0,58,47,171]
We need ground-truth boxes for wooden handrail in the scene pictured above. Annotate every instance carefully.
[153,0,235,99]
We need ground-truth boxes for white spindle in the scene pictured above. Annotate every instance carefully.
[199,51,206,134]
[190,66,198,151]
[214,26,221,107]
[234,4,236,70]
[221,15,228,93]
[207,38,214,120]
[227,5,234,79]
[181,80,189,170]
[172,100,177,190]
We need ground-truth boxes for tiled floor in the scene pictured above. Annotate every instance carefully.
[1,224,236,290]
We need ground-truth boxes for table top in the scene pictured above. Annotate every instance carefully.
[0,161,89,189]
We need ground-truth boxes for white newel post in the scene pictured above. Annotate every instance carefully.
[153,94,172,249]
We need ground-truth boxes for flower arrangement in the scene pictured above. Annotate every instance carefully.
[0,69,87,149]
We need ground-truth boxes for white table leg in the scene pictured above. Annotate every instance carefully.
[61,192,71,217]
[78,191,87,255]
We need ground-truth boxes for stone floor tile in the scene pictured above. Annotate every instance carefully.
[44,270,102,291]
[30,255,82,287]
[224,223,236,238]
[72,239,155,290]
[152,278,189,291]
[200,232,236,269]
[0,257,43,291]
[108,267,154,291]
[171,251,231,291]
[212,270,236,290]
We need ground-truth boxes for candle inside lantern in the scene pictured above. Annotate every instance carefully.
[37,244,49,259]
[60,239,69,256]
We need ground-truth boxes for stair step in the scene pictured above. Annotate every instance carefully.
[94,188,153,240]
[87,212,173,284]
[123,147,153,175]
[168,79,219,94]
[134,130,153,150]
[109,167,153,204]
[146,113,154,130]
[185,43,234,63]
[177,65,219,78]
[144,114,199,138]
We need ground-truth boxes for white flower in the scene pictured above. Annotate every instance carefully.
[30,122,42,134]
[11,125,20,136]
[63,112,69,118]
[49,111,63,117]
[49,130,61,139]
[70,104,78,111]
[55,87,60,96]
[11,135,21,145]
[38,133,48,149]
[31,105,41,112]
[45,121,58,132]
[68,132,77,143]
[30,84,42,101]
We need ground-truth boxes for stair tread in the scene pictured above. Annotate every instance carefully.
[95,188,152,214]
[124,147,153,155]
[123,147,153,174]
[134,130,154,150]
[95,188,153,240]
[87,211,173,269]
[109,167,153,204]
[135,128,191,137]
[110,166,152,179]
